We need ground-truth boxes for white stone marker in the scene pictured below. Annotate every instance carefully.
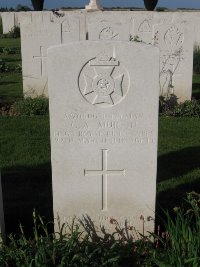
[1,12,17,34]
[85,0,102,11]
[87,11,132,41]
[154,14,194,102]
[132,12,194,102]
[20,13,81,97]
[21,22,62,97]
[48,41,159,236]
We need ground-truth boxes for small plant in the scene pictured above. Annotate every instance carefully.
[0,59,21,73]
[13,96,49,116]
[0,59,7,72]
[193,46,200,74]
[0,212,145,266]
[0,47,21,55]
[149,192,200,267]
[159,97,200,117]
[0,26,20,39]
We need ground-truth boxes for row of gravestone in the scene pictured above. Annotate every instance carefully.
[0,11,198,240]
[0,41,159,239]
[30,11,199,239]
[1,10,200,102]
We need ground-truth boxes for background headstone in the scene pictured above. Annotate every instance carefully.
[21,12,84,97]
[21,21,62,97]
[131,11,194,102]
[87,11,132,41]
[1,12,17,34]
[48,41,159,236]
[154,14,194,102]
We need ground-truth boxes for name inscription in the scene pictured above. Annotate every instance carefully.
[54,112,155,145]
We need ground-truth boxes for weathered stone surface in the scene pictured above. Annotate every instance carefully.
[21,21,61,97]
[131,11,194,102]
[87,11,132,41]
[48,41,159,237]
[16,11,52,26]
[1,12,16,33]
[20,12,84,97]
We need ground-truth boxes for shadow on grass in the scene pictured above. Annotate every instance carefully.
[1,163,53,237]
[0,58,21,63]
[192,83,200,99]
[155,178,200,231]
[0,81,18,86]
[157,146,200,182]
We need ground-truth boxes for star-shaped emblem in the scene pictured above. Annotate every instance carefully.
[83,66,124,106]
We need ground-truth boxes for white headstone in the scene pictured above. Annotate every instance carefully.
[87,11,132,41]
[155,16,194,102]
[85,0,102,11]
[48,41,159,237]
[16,11,52,27]
[1,12,17,34]
[15,12,32,26]
[20,13,83,97]
[131,12,194,102]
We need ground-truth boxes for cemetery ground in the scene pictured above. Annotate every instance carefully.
[0,37,200,265]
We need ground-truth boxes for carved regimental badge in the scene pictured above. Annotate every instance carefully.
[78,52,130,108]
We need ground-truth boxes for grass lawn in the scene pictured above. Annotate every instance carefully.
[193,73,200,99]
[0,38,22,105]
[0,116,53,235]
[1,115,200,234]
[0,38,21,49]
[157,117,200,212]
[0,73,23,104]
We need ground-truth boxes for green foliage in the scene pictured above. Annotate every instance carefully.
[13,97,49,116]
[149,192,200,267]
[0,193,199,267]
[0,38,22,105]
[0,26,20,39]
[156,7,168,11]
[0,59,21,73]
[0,46,21,54]
[16,4,32,11]
[159,97,200,117]
[0,212,142,267]
[193,46,200,74]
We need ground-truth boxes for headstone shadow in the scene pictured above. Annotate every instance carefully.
[192,82,200,99]
[1,163,53,237]
[157,146,200,182]
[155,179,200,231]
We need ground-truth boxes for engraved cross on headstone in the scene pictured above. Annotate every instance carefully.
[84,149,125,211]
[33,46,47,77]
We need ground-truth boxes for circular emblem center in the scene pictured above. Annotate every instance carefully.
[94,74,114,96]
